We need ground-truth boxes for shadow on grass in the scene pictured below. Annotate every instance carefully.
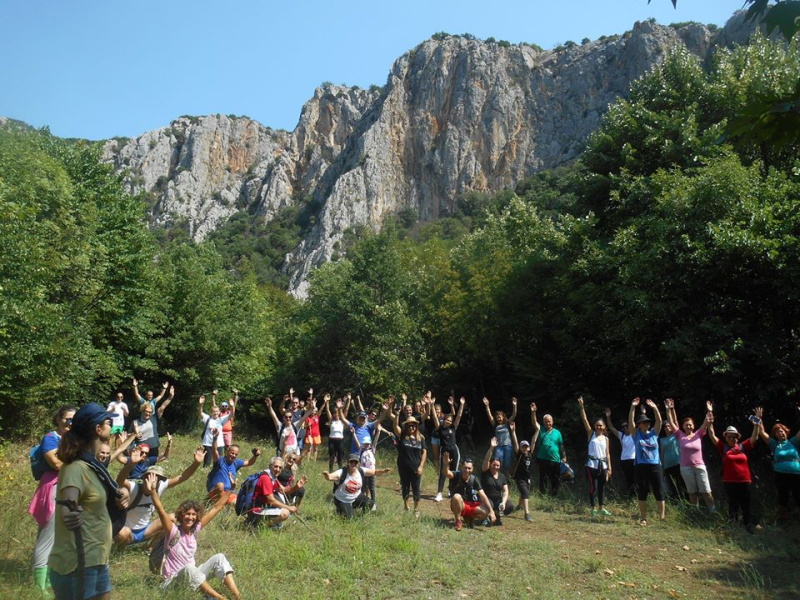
[692,554,800,598]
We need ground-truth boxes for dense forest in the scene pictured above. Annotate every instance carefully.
[2,34,799,437]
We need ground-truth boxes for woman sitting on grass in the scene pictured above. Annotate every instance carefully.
[150,482,240,599]
[578,396,611,517]
[756,407,800,522]
[481,438,513,525]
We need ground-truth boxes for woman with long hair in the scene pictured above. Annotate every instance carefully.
[29,405,75,594]
[432,396,465,503]
[48,403,130,600]
[664,398,714,511]
[482,396,517,473]
[324,394,346,471]
[578,397,611,517]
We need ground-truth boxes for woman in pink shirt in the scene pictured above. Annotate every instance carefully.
[665,398,716,513]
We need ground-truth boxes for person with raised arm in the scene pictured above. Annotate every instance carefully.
[150,482,240,599]
[665,398,714,511]
[604,407,637,499]
[199,393,231,468]
[482,396,517,473]
[322,454,391,518]
[756,405,800,522]
[531,404,567,496]
[391,405,427,517]
[708,407,760,532]
[511,413,538,522]
[116,431,173,480]
[432,395,465,503]
[628,398,665,525]
[132,381,174,458]
[324,395,347,471]
[114,446,206,548]
[303,395,322,462]
[29,406,76,595]
[578,397,612,517]
[481,436,513,525]
[441,453,495,530]
[265,397,311,459]
[207,433,260,504]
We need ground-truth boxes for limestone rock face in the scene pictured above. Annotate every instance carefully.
[99,16,751,296]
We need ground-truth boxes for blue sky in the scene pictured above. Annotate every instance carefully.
[1,0,740,140]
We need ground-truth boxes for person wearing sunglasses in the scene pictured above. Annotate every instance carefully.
[265,397,312,459]
[29,405,76,595]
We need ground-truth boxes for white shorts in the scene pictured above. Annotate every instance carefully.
[680,465,711,495]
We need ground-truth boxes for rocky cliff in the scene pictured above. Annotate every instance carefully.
[100,14,752,296]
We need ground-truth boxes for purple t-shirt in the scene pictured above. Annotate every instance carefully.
[162,523,202,579]
[675,429,706,467]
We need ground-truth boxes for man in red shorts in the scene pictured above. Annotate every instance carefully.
[441,453,495,530]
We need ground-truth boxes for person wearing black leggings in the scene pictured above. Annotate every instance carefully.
[432,396,465,503]
[628,398,665,526]
[578,397,612,516]
[391,411,426,518]
[324,395,346,471]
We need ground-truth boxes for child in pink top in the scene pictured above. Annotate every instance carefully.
[149,481,240,600]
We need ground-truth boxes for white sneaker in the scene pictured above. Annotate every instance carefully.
[434,493,443,502]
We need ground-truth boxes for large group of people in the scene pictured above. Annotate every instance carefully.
[26,381,800,599]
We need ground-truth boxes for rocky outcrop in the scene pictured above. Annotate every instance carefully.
[98,15,751,296]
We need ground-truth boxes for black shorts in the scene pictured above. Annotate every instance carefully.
[515,479,531,500]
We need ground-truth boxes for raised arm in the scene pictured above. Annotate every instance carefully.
[511,422,520,453]
[116,446,144,486]
[697,403,713,436]
[132,378,143,404]
[530,403,540,433]
[391,408,402,438]
[664,398,678,430]
[211,389,219,410]
[211,431,221,463]
[167,447,205,488]
[628,398,639,440]
[454,396,466,429]
[482,438,498,472]
[244,447,261,468]
[324,394,332,422]
[646,399,662,434]
[706,413,719,446]
[508,397,518,423]
[441,450,455,479]
[577,396,591,439]
[157,386,174,419]
[156,432,173,462]
[265,397,281,430]
[200,488,232,527]
[148,476,174,537]
[751,407,763,446]
[198,395,207,419]
[604,408,620,440]
[109,430,137,464]
[483,397,495,426]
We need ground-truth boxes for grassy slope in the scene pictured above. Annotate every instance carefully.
[2,434,799,600]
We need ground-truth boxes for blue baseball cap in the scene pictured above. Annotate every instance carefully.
[71,402,118,434]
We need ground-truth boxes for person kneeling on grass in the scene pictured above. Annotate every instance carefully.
[322,454,390,518]
[150,482,240,600]
[250,456,307,529]
[441,453,495,531]
[481,437,514,525]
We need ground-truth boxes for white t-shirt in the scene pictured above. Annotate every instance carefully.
[329,420,344,440]
[280,424,298,454]
[107,401,129,428]
[333,468,363,503]
[125,479,170,530]
[587,433,608,470]
[201,413,230,447]
[617,431,636,460]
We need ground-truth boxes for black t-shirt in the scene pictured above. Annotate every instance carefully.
[481,471,508,502]
[451,472,481,502]
[512,451,533,480]
[397,437,424,470]
[439,424,458,451]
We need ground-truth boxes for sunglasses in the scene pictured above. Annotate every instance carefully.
[348,460,360,465]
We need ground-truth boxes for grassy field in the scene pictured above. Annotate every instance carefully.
[2,433,800,600]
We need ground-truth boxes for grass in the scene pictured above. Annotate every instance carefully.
[3,434,800,599]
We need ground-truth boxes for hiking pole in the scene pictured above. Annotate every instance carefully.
[55,499,84,600]
[292,512,317,535]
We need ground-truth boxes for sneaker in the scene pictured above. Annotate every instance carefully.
[525,513,533,522]
[600,509,611,517]
[454,518,463,531]
[590,509,599,517]
[434,493,443,502]
[371,504,377,512]
[481,518,490,526]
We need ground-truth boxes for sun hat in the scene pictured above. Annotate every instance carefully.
[403,417,419,426]
[723,426,741,438]
[635,413,652,424]
[144,465,167,479]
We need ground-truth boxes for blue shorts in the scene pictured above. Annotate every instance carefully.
[430,437,440,447]
[130,525,148,545]
[51,564,111,600]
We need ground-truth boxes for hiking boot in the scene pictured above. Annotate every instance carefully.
[434,493,443,502]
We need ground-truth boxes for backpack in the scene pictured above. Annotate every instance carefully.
[30,432,56,481]
[148,528,184,575]
[235,472,264,516]
[200,416,210,442]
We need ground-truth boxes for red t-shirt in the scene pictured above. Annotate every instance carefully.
[253,472,282,507]
[716,438,753,483]
[305,415,320,437]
